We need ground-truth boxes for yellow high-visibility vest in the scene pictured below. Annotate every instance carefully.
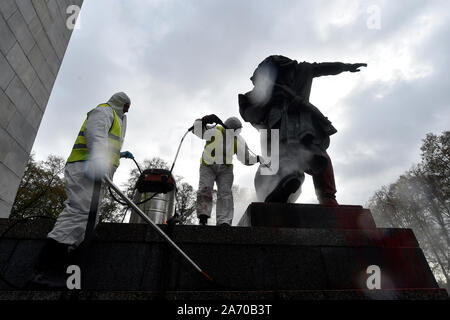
[201,126,238,166]
[67,104,122,166]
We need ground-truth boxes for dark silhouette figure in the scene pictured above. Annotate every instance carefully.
[239,55,366,205]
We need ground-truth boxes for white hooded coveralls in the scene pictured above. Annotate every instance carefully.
[193,119,257,225]
[47,93,129,248]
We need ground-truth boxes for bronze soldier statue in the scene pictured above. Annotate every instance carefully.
[239,55,366,205]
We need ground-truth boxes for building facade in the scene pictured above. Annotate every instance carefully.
[0,0,83,218]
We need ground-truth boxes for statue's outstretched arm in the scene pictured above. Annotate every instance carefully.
[312,62,367,77]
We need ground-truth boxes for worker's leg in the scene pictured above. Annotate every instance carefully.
[31,163,106,288]
[196,164,216,221]
[216,165,234,226]
[312,152,338,206]
[47,162,104,249]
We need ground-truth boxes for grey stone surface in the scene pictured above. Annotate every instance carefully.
[0,289,448,300]
[15,0,37,25]
[32,27,60,75]
[0,0,17,21]
[0,163,20,204]
[6,109,36,152]
[0,220,421,248]
[0,199,11,218]
[5,76,35,118]
[27,14,42,39]
[0,240,43,288]
[29,76,48,110]
[6,42,37,90]
[28,44,55,92]
[31,0,51,27]
[0,89,15,130]
[239,203,377,229]
[0,0,83,217]
[324,246,439,289]
[0,221,442,293]
[82,243,157,291]
[7,10,35,54]
[0,126,28,176]
[34,0,70,61]
[26,103,43,130]
[0,14,16,55]
[0,52,14,90]
[0,129,29,177]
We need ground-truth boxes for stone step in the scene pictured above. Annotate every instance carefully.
[0,289,448,300]
[0,222,440,292]
[239,203,376,229]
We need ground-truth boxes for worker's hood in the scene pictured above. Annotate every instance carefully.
[107,92,131,118]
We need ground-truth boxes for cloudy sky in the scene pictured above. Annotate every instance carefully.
[32,0,450,224]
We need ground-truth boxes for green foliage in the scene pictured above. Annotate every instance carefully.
[10,154,123,223]
[10,154,66,220]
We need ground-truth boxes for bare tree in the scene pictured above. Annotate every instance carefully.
[368,131,450,290]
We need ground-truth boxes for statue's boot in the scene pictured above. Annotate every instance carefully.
[312,152,338,206]
[265,173,302,203]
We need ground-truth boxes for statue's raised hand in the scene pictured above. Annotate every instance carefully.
[348,63,367,72]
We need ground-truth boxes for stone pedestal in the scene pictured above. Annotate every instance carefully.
[0,217,447,299]
[238,203,376,229]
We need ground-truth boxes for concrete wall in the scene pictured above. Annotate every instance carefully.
[0,0,83,218]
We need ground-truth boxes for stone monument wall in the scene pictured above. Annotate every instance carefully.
[0,0,83,217]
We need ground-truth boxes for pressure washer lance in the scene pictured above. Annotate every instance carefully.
[248,148,272,170]
[103,175,213,283]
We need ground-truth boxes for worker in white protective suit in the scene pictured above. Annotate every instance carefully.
[30,92,134,289]
[192,114,266,226]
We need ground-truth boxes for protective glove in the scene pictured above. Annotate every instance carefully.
[120,151,134,159]
[202,114,222,125]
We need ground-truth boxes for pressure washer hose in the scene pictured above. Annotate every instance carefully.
[170,129,190,174]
